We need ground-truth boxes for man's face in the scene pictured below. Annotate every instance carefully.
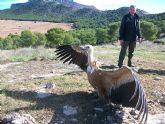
[129,7,136,15]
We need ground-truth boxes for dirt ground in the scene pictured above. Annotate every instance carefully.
[0,44,165,123]
[0,20,73,38]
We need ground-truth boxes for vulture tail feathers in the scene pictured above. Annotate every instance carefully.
[109,67,148,124]
[131,70,148,124]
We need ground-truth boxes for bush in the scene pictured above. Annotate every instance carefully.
[107,22,119,43]
[0,37,3,49]
[8,34,21,49]
[153,20,165,37]
[20,30,36,47]
[63,32,74,45]
[73,38,81,45]
[46,28,65,47]
[141,21,158,41]
[33,32,47,47]
[2,36,13,50]
[73,29,96,45]
[95,28,109,44]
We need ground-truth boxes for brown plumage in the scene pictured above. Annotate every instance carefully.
[55,45,148,124]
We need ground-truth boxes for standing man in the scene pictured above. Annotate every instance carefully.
[118,5,142,68]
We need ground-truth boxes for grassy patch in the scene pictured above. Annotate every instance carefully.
[135,50,165,61]
[0,47,56,63]
[0,44,164,63]
[0,74,93,119]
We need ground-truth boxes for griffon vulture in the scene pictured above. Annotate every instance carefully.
[55,45,148,124]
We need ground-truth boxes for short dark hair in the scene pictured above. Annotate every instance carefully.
[129,5,136,9]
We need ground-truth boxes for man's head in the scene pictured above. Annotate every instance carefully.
[129,5,136,15]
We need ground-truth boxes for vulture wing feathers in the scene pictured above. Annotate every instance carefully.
[55,45,88,71]
[55,45,148,124]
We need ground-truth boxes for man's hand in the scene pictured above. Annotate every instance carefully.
[137,38,142,43]
[118,40,124,46]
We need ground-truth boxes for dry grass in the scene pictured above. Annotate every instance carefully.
[0,46,56,63]
[0,20,73,38]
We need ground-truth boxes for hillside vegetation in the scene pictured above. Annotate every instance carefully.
[0,0,164,28]
[0,20,164,50]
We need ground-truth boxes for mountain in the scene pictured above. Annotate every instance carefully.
[0,0,98,21]
[11,0,97,11]
[0,0,164,28]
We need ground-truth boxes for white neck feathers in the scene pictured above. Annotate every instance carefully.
[87,49,95,74]
[88,50,94,65]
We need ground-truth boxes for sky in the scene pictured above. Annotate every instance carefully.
[0,0,165,14]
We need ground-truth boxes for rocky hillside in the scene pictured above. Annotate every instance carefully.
[11,0,97,10]
[0,0,164,28]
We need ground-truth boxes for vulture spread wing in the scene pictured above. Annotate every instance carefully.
[101,66,148,124]
[55,45,88,71]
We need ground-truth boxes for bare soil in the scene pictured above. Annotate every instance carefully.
[0,20,73,38]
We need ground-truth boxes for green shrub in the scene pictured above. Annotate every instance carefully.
[33,32,47,47]
[20,30,36,47]
[8,34,21,49]
[95,28,109,44]
[63,32,74,45]
[46,28,65,47]
[0,37,3,49]
[2,36,13,50]
[107,22,119,43]
[141,21,158,41]
[73,29,96,45]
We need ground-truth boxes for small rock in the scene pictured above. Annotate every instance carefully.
[154,77,162,81]
[36,88,51,98]
[70,118,78,122]
[2,117,12,124]
[130,110,136,115]
[50,70,56,73]
[160,96,165,104]
[19,88,29,93]
[45,82,56,89]
[147,113,165,124]
[63,105,78,116]
[148,100,155,104]
[115,110,124,118]
[94,107,104,112]
[162,92,165,96]
[53,117,65,124]
[151,91,162,97]
[2,113,37,124]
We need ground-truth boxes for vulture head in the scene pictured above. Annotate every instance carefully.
[80,45,94,54]
[79,45,95,66]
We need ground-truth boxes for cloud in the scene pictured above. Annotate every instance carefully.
[0,0,28,5]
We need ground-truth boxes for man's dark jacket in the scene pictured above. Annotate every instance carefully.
[119,13,141,41]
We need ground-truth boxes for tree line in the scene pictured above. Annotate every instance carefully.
[0,20,163,50]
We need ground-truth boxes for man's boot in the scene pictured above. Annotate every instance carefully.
[128,60,134,67]
[118,62,123,68]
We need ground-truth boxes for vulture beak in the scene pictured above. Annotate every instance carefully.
[80,46,87,51]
